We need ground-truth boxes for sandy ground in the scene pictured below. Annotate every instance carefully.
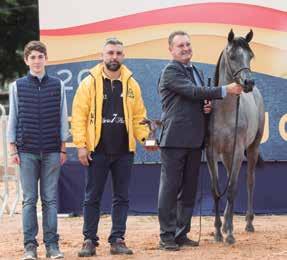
[1,155,287,260]
[1,180,287,260]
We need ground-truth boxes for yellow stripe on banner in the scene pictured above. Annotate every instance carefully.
[125,37,287,79]
[42,23,287,78]
[42,23,287,62]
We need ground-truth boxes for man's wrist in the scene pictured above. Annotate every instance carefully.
[221,85,228,97]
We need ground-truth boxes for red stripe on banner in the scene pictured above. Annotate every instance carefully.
[40,3,287,35]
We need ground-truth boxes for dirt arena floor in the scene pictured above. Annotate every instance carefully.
[1,172,287,260]
[1,181,287,260]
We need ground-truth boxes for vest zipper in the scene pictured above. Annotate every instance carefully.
[38,81,42,152]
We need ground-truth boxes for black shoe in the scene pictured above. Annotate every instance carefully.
[110,238,133,255]
[159,240,179,251]
[78,239,96,257]
[176,237,199,247]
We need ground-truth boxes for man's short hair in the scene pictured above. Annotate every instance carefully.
[168,31,190,46]
[24,41,47,59]
[104,37,123,46]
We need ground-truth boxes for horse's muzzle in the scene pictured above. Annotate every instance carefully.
[243,79,255,93]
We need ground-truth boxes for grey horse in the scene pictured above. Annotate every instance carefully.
[206,29,265,244]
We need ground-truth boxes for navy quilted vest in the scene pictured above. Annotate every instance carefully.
[16,73,61,153]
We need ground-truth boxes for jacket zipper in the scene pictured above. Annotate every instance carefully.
[89,73,97,125]
[126,74,132,135]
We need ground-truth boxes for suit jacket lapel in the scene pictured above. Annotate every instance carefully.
[192,65,204,86]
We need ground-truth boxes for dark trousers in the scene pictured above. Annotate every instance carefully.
[82,152,134,244]
[158,147,202,242]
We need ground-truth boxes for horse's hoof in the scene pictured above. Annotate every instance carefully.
[245,224,255,232]
[225,235,235,245]
[215,233,223,242]
[225,235,235,244]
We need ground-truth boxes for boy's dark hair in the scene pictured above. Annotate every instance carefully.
[24,41,47,59]
[104,37,123,46]
[168,31,190,46]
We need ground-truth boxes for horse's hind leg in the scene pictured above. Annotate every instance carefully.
[245,143,260,232]
[206,150,223,242]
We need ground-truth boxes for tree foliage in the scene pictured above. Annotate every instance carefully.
[0,0,39,88]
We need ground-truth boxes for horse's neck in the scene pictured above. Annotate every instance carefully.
[218,56,233,85]
[215,63,239,114]
[214,95,238,116]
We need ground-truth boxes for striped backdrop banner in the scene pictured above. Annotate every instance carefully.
[39,0,287,161]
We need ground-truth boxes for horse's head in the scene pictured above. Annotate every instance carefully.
[224,29,255,93]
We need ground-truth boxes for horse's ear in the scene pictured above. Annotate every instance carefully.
[245,29,253,43]
[228,29,234,43]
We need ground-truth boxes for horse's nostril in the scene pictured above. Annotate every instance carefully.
[244,79,255,86]
[243,79,255,93]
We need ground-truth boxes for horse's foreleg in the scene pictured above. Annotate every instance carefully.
[245,146,259,232]
[213,193,223,242]
[206,150,223,242]
[222,153,243,244]
[223,180,238,244]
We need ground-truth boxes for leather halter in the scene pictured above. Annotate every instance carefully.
[223,48,251,83]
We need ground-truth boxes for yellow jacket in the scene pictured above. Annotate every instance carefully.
[71,63,149,152]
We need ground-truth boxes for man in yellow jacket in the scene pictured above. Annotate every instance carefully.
[71,38,151,257]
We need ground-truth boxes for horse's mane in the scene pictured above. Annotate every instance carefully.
[214,51,223,86]
[213,37,254,86]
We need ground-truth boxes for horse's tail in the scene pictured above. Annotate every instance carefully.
[244,151,264,168]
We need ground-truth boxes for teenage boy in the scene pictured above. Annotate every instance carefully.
[7,41,69,260]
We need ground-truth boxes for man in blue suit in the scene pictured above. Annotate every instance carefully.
[158,31,243,250]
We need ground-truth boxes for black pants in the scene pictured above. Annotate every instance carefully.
[82,152,134,244]
[158,147,202,242]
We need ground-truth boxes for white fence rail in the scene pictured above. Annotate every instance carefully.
[0,104,20,221]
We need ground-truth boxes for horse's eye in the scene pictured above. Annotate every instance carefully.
[229,54,236,60]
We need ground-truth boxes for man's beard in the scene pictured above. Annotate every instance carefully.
[105,61,121,71]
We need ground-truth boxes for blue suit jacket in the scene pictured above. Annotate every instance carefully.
[158,60,223,148]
